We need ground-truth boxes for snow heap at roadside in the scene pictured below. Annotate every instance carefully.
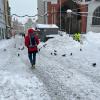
[38,31,100,100]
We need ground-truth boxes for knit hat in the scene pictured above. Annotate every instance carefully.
[28,28,34,33]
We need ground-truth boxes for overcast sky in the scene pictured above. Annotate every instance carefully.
[8,0,37,23]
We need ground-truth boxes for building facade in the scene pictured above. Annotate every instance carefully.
[48,0,88,33]
[37,0,45,24]
[0,0,11,39]
[4,0,11,38]
[87,0,100,33]
[37,0,100,33]
[47,1,59,24]
[12,18,24,34]
[37,0,58,24]
[0,0,6,39]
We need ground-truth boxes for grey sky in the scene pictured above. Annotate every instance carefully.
[8,0,37,23]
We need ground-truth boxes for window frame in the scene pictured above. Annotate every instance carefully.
[92,6,100,25]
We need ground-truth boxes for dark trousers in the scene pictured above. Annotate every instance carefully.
[28,52,36,65]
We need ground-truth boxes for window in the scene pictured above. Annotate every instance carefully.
[92,6,100,25]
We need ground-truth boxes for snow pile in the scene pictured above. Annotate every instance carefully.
[37,31,100,100]
[39,33,80,55]
[84,31,100,45]
[0,70,50,100]
[36,24,59,29]
[0,38,14,50]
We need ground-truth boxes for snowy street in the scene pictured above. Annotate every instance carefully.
[1,0,100,99]
[0,32,100,100]
[0,36,51,100]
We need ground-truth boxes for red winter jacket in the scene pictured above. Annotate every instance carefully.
[25,33,39,52]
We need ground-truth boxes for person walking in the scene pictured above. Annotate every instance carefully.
[25,28,40,68]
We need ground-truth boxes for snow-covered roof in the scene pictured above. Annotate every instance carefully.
[36,24,59,29]
[46,34,59,38]
[67,9,72,13]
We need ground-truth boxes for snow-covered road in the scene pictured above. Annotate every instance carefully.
[0,36,51,100]
[1,32,100,100]
[32,33,100,100]
[34,50,100,100]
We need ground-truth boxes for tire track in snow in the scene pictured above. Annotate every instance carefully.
[33,53,81,100]
[33,51,100,100]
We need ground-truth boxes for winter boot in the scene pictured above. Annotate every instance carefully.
[31,64,35,69]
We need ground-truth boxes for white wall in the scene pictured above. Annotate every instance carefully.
[87,1,100,33]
